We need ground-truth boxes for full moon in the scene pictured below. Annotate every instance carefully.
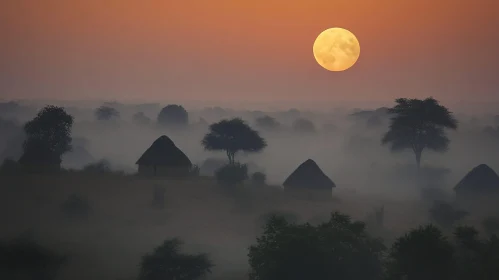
[313,27,360,72]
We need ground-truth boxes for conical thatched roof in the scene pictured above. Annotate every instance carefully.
[454,164,499,194]
[136,135,192,167]
[283,159,336,190]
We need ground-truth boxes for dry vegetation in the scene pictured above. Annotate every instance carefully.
[0,172,438,280]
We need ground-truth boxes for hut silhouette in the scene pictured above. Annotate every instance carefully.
[283,159,336,191]
[454,164,499,198]
[136,135,192,177]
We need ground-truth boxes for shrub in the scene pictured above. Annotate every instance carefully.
[139,238,213,280]
[215,163,248,187]
[60,194,91,220]
[385,225,455,280]
[257,211,299,229]
[0,236,68,280]
[251,172,266,186]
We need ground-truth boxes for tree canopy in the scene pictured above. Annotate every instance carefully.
[157,104,189,127]
[202,118,267,164]
[95,106,120,121]
[248,212,385,280]
[382,97,458,170]
[19,105,74,168]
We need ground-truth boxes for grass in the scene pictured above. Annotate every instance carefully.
[0,172,449,280]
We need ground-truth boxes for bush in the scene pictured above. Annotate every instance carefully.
[0,236,67,280]
[385,224,455,280]
[215,163,248,187]
[248,212,385,280]
[251,172,266,186]
[139,238,213,280]
[60,194,92,220]
[257,211,299,229]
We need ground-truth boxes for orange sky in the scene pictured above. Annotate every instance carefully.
[0,0,498,108]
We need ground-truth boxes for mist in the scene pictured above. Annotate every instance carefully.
[1,99,499,279]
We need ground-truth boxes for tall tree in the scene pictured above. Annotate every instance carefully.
[19,105,74,168]
[202,118,266,164]
[382,97,457,172]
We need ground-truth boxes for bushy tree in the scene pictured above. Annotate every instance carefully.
[292,118,316,133]
[255,115,280,131]
[202,118,266,164]
[133,111,152,125]
[19,105,74,168]
[382,97,458,172]
[95,106,120,121]
[157,104,189,127]
[385,224,455,280]
[139,238,213,280]
[248,212,385,280]
[251,171,266,186]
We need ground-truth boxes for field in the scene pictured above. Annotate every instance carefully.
[0,172,469,280]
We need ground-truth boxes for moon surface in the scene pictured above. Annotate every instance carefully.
[313,27,360,72]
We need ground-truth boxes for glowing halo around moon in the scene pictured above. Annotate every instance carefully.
[313,27,360,72]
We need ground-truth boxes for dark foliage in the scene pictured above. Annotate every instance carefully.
[385,224,455,280]
[157,104,189,127]
[248,212,385,280]
[0,237,67,280]
[95,106,120,121]
[382,97,457,170]
[82,159,112,173]
[202,118,267,164]
[19,106,74,168]
[139,238,213,280]
[215,163,248,186]
[251,172,266,186]
[292,118,316,133]
[255,115,280,131]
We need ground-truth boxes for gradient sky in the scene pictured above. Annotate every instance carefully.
[1,0,498,108]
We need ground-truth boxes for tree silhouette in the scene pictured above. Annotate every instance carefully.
[385,224,455,280]
[292,118,316,133]
[95,106,120,121]
[382,97,457,172]
[255,115,280,131]
[248,212,385,280]
[133,112,152,125]
[19,106,74,168]
[201,118,266,164]
[138,238,213,280]
[157,104,188,127]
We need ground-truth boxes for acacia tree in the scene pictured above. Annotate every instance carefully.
[382,97,458,172]
[19,105,74,168]
[202,118,267,164]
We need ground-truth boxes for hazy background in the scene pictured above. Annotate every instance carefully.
[1,0,499,112]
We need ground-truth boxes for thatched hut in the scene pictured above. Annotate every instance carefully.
[136,135,192,177]
[454,164,499,198]
[283,159,336,190]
